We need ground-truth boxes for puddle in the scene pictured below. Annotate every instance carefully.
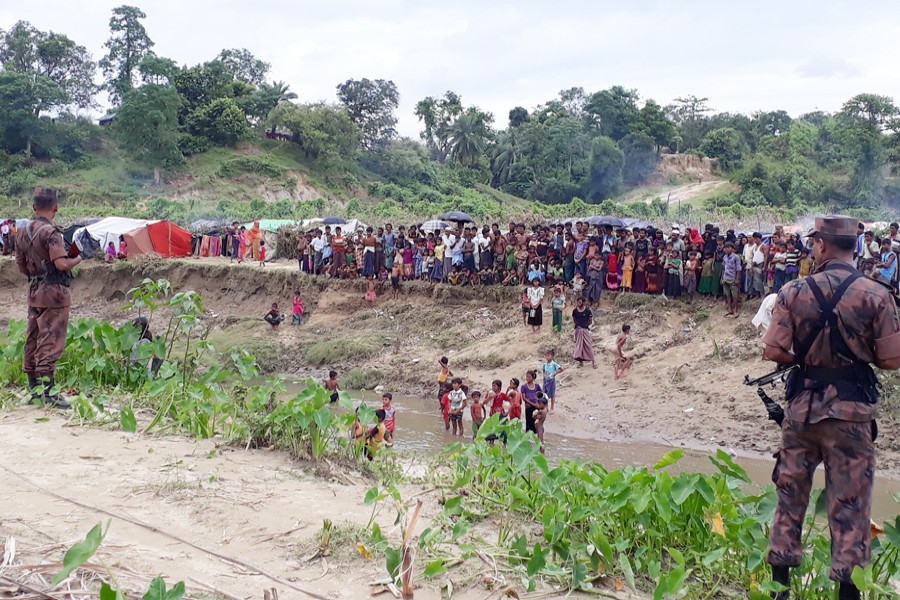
[284,382,900,521]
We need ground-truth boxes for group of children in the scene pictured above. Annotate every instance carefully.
[434,352,565,452]
[263,290,305,329]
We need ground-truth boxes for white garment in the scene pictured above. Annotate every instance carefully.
[527,286,545,306]
[311,237,326,252]
[751,293,778,333]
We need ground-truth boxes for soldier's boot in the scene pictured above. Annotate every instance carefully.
[26,376,42,402]
[40,375,70,410]
[838,583,860,600]
[771,565,790,599]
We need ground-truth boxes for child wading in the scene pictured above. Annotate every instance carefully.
[470,391,484,438]
[447,377,467,437]
[324,370,340,403]
[365,409,386,461]
[381,393,396,447]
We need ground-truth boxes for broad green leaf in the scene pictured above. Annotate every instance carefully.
[119,404,137,433]
[142,577,185,600]
[701,546,727,566]
[654,449,684,470]
[451,518,469,541]
[670,475,696,506]
[52,523,106,587]
[619,554,636,592]
[526,543,546,577]
[100,582,124,600]
[423,560,446,578]
[667,547,685,567]
[363,487,379,505]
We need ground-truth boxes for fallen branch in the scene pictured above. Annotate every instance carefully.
[0,462,330,600]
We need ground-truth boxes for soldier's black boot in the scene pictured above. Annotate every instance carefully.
[771,565,790,599]
[40,375,70,410]
[26,376,42,402]
[838,582,860,600]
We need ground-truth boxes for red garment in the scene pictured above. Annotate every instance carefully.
[490,392,509,416]
[689,228,704,245]
[607,253,619,272]
[259,246,266,261]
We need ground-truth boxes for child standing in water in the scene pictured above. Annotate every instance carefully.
[470,391,484,438]
[447,378,467,437]
[381,393,396,447]
[533,395,548,452]
[324,370,340,403]
[436,356,452,403]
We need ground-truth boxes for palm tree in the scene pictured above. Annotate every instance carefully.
[490,130,519,187]
[261,81,297,133]
[448,111,490,168]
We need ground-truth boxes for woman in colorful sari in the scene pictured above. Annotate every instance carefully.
[245,221,262,261]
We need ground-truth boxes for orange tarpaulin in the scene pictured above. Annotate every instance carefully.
[123,221,193,258]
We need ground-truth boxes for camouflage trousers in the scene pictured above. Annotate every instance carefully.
[24,306,70,377]
[768,418,875,583]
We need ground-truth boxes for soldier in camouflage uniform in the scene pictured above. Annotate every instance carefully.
[15,188,82,409]
[762,216,900,600]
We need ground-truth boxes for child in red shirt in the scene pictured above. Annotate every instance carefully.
[470,391,484,438]
[439,384,451,431]
[506,378,522,421]
[487,379,508,416]
[259,240,267,266]
[382,393,396,446]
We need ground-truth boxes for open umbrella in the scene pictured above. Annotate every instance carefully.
[421,220,451,233]
[323,216,348,225]
[589,216,626,228]
[440,210,474,225]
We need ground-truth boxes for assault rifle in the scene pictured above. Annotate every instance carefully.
[744,364,797,427]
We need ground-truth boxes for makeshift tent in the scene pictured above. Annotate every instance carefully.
[123,221,192,258]
[73,217,157,254]
[242,220,297,258]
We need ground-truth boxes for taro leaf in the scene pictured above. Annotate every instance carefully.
[526,543,546,577]
[423,559,446,578]
[119,404,137,433]
[572,558,587,590]
[590,528,614,569]
[701,546,727,566]
[508,485,530,504]
[142,577,185,600]
[51,523,106,587]
[812,488,827,518]
[883,521,900,549]
[618,553,636,592]
[709,449,751,483]
[451,518,469,541]
[385,546,402,583]
[443,495,462,515]
[313,405,331,431]
[100,582,124,600]
[364,486,379,505]
[654,449,684,470]
[670,475,696,506]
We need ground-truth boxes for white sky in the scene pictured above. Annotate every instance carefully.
[3,0,899,137]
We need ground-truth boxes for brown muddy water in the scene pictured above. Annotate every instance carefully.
[284,382,900,521]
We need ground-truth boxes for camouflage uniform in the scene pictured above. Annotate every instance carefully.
[763,217,900,584]
[15,191,72,384]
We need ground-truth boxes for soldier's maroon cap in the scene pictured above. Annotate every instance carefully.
[32,187,58,201]
[806,215,858,239]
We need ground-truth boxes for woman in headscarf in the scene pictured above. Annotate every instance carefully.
[572,297,596,369]
[245,221,262,261]
[689,228,704,246]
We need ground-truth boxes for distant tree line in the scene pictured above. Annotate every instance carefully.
[1,4,899,210]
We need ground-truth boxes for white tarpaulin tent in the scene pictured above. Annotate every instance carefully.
[74,217,158,254]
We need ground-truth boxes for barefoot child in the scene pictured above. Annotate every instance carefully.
[436,356,453,403]
[391,250,402,300]
[550,286,566,337]
[382,393,396,446]
[439,384,451,431]
[487,379,508,416]
[448,378,467,437]
[470,391,484,438]
[350,406,366,446]
[258,240,267,266]
[292,290,304,325]
[542,350,564,412]
[614,323,633,381]
[365,409,386,461]
[323,370,340,403]
[364,278,377,304]
[264,303,285,328]
[621,248,634,292]
[506,378,522,421]
[533,394,548,453]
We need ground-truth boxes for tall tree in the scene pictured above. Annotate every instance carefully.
[0,71,63,155]
[699,127,747,171]
[218,48,270,86]
[584,86,640,140]
[633,99,677,152]
[113,83,183,166]
[0,21,96,117]
[241,80,297,127]
[667,95,712,150]
[100,5,155,105]
[267,102,360,160]
[587,135,624,202]
[138,55,178,85]
[508,106,529,128]
[447,108,494,167]
[415,91,463,162]
[336,78,399,150]
[838,93,899,204]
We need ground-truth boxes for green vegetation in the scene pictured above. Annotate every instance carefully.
[303,335,383,367]
[2,6,898,226]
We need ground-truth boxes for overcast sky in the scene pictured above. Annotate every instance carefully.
[3,0,899,137]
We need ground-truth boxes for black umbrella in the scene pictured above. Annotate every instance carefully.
[323,216,348,225]
[440,210,474,225]
[590,216,626,228]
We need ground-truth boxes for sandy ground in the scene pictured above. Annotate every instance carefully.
[0,408,646,600]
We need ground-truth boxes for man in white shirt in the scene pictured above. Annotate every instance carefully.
[311,230,326,274]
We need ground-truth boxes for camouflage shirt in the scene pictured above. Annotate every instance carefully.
[15,216,71,308]
[763,258,900,423]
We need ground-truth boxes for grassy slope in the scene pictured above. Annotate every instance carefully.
[2,135,728,223]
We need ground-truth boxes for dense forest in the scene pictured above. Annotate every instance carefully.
[1,5,899,222]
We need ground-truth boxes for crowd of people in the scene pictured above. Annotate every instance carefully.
[0,219,17,255]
